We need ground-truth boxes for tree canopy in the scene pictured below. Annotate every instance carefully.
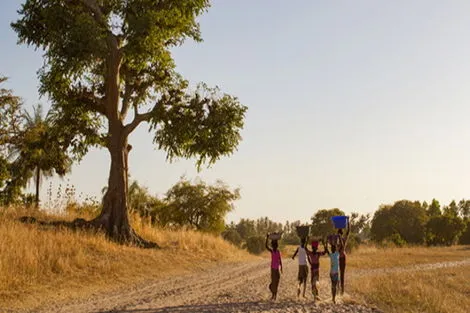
[12,0,247,244]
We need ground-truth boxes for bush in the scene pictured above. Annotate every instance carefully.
[222,229,243,247]
[246,236,265,255]
[459,221,470,244]
[426,215,465,246]
[384,233,407,247]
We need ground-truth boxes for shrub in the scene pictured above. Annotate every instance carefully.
[222,229,243,247]
[246,235,265,255]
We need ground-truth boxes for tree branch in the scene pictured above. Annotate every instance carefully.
[123,104,158,137]
[71,88,106,116]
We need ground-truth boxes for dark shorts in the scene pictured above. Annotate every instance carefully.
[298,265,308,283]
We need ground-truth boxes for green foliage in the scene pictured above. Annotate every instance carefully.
[371,200,427,244]
[0,76,23,154]
[221,225,243,247]
[282,220,302,245]
[385,233,407,247]
[245,236,265,255]
[458,199,470,220]
[310,208,345,238]
[426,215,465,246]
[124,178,239,234]
[0,76,23,199]
[371,199,470,246]
[8,105,72,206]
[12,0,247,169]
[427,198,441,217]
[162,178,239,233]
[235,219,257,240]
[443,200,459,218]
[459,220,470,245]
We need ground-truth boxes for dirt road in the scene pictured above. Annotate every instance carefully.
[32,258,379,313]
[29,258,470,313]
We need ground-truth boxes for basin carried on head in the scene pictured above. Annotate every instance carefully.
[268,232,283,240]
[331,215,348,229]
[295,225,310,238]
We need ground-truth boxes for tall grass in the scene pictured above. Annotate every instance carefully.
[0,207,253,311]
[350,264,470,313]
[347,244,470,269]
[348,245,470,313]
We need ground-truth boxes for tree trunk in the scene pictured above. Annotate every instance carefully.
[92,131,157,248]
[35,166,40,207]
[90,43,157,248]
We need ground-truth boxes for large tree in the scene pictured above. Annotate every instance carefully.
[12,1,247,245]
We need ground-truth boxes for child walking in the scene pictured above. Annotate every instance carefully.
[307,240,326,301]
[292,237,309,298]
[265,234,283,300]
[337,219,350,295]
[324,240,340,303]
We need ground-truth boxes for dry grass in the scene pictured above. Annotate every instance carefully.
[350,264,470,313]
[281,243,470,313]
[347,245,470,313]
[0,207,254,311]
[347,244,470,270]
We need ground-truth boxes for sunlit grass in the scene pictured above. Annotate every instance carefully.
[0,207,254,311]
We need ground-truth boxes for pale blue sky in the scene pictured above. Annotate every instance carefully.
[1,0,470,223]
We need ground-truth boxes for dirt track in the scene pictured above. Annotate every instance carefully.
[28,258,470,313]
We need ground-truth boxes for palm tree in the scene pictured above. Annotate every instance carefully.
[11,104,72,207]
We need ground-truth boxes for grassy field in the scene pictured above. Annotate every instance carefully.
[347,245,470,313]
[350,263,470,313]
[0,207,254,311]
[281,244,470,313]
[2,209,469,313]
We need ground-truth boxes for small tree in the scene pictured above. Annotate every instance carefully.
[163,178,240,233]
[310,208,345,238]
[235,219,257,241]
[10,105,72,207]
[12,1,247,245]
[222,224,243,247]
[427,199,442,217]
[246,236,265,255]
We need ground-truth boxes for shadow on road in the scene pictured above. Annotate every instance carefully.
[97,300,313,313]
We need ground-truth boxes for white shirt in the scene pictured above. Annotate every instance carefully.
[298,246,307,265]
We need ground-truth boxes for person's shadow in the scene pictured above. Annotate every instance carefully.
[96,300,308,313]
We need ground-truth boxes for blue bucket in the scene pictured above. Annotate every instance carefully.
[331,216,348,229]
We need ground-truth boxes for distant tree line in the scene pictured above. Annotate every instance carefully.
[371,199,470,246]
[222,209,371,254]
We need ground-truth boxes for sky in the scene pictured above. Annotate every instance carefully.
[1,0,470,223]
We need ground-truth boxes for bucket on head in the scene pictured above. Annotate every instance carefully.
[295,225,310,238]
[331,216,348,229]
